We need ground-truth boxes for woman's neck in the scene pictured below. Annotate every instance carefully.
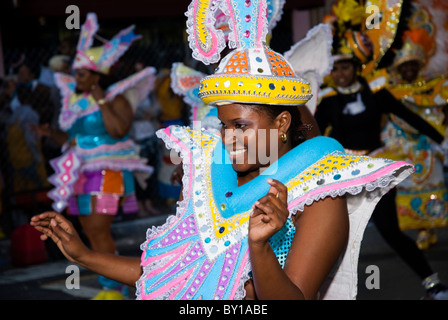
[237,170,261,187]
[236,144,291,186]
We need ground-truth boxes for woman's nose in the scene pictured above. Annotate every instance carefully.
[223,129,236,145]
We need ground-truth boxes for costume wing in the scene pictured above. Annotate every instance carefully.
[284,23,334,114]
[105,67,157,112]
[170,62,220,130]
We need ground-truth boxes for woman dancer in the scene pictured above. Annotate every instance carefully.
[32,13,155,299]
[31,0,413,300]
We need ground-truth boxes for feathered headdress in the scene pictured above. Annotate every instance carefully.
[364,0,408,69]
[186,0,311,106]
[411,0,448,76]
[327,0,373,64]
[284,23,334,114]
[73,13,141,74]
[392,27,435,69]
[328,0,407,69]
[392,5,436,70]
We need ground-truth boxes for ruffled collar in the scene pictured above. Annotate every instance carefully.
[336,81,362,95]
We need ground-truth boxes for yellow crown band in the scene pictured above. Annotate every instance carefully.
[199,74,312,106]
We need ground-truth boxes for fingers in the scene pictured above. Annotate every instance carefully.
[170,165,183,186]
[30,211,72,241]
[31,212,59,235]
[31,211,59,221]
[51,213,73,233]
[251,195,286,220]
[266,178,288,204]
[33,222,59,244]
[30,213,50,228]
[170,171,180,185]
[49,217,73,243]
[251,200,275,223]
[33,226,50,241]
[251,179,288,222]
[30,211,59,227]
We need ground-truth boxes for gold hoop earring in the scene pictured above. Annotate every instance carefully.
[280,133,287,144]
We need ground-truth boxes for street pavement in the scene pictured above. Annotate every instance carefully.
[0,213,447,300]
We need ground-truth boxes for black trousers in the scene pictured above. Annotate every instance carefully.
[371,187,433,279]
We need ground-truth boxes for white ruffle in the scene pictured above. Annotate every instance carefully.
[185,1,226,65]
[136,126,250,300]
[288,167,413,217]
[284,23,334,78]
[135,127,196,300]
[267,0,286,32]
[284,23,333,114]
[105,67,156,104]
[141,129,192,247]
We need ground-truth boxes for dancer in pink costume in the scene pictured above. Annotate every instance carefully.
[32,12,155,299]
[32,0,413,300]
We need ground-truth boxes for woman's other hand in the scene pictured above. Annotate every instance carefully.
[28,123,52,137]
[30,212,90,264]
[249,178,289,245]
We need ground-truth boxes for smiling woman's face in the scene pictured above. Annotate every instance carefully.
[331,60,357,88]
[397,60,421,83]
[74,68,100,92]
[217,103,281,178]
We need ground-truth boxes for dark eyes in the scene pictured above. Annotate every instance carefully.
[333,64,351,72]
[220,122,247,130]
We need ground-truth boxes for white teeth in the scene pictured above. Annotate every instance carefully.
[229,149,246,156]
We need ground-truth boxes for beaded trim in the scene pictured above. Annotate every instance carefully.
[199,74,311,105]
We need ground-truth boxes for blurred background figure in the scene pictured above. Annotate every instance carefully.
[315,0,448,300]
[152,68,187,209]
[129,60,162,217]
[378,3,448,251]
[31,13,156,299]
[0,59,51,198]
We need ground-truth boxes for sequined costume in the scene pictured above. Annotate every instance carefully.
[136,126,413,300]
[47,13,155,214]
[376,78,448,230]
[372,6,448,231]
[136,0,414,300]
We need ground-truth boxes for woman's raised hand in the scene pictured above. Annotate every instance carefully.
[28,123,52,137]
[90,82,105,101]
[30,212,90,264]
[249,179,289,245]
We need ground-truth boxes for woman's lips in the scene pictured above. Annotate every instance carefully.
[229,148,247,156]
[227,145,248,160]
[337,78,346,85]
